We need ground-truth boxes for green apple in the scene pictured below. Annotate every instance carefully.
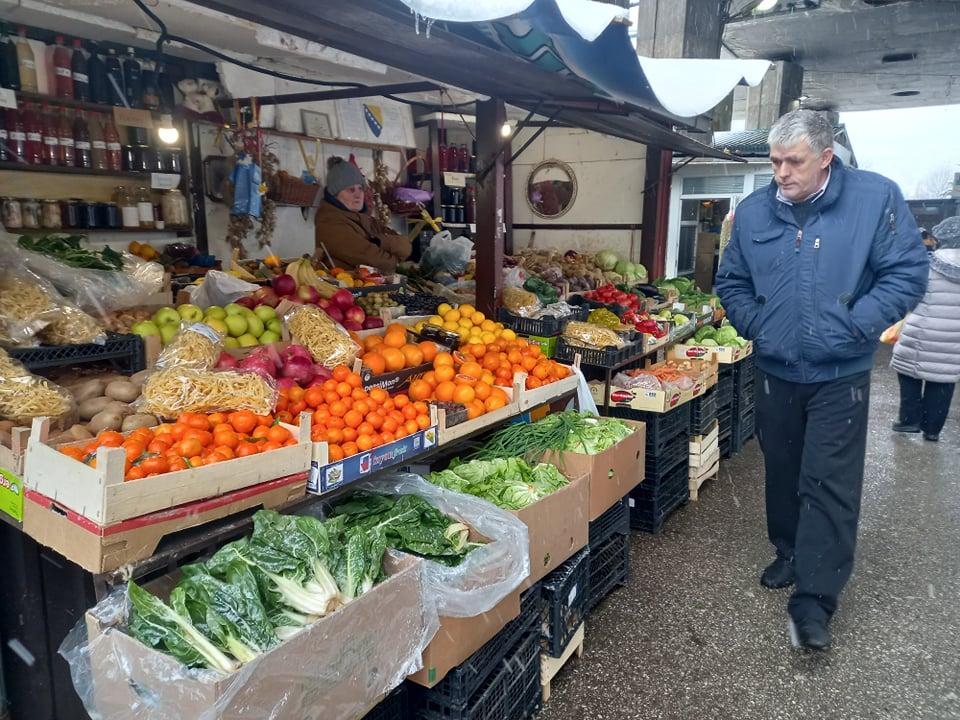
[205,318,229,336]
[254,305,277,322]
[258,330,280,345]
[237,333,260,347]
[152,307,181,327]
[205,306,227,321]
[177,304,204,323]
[224,314,248,338]
[159,324,179,345]
[224,303,245,316]
[223,336,240,349]
[131,320,160,337]
[266,318,282,336]
[245,314,265,338]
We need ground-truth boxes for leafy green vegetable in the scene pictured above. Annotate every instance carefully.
[561,416,634,454]
[18,234,125,271]
[472,411,634,461]
[428,457,568,510]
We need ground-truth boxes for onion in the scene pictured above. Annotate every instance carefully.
[237,356,276,380]
[325,305,344,323]
[362,317,384,330]
[276,377,298,391]
[313,364,332,380]
[272,274,297,296]
[280,356,315,385]
[281,344,314,365]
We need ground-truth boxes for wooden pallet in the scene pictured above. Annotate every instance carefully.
[541,624,585,703]
[689,458,719,501]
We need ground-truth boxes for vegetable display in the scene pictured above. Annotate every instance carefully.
[471,411,635,461]
[18,235,124,271]
[428,457,568,510]
[683,321,748,348]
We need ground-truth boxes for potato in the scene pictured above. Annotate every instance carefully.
[105,381,140,403]
[88,411,123,434]
[67,424,94,441]
[129,370,152,387]
[122,414,158,432]
[104,401,132,417]
[78,396,112,421]
[73,380,106,403]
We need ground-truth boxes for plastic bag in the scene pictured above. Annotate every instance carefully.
[502,286,541,317]
[185,270,260,309]
[612,371,662,391]
[420,230,473,276]
[38,304,107,346]
[563,321,625,349]
[537,301,576,319]
[284,304,360,369]
[503,266,527,288]
[0,267,62,346]
[573,365,599,415]
[881,318,905,345]
[138,367,277,418]
[155,323,224,371]
[0,370,76,429]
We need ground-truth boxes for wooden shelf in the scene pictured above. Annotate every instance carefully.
[0,161,154,179]
[7,226,192,235]
[14,91,166,119]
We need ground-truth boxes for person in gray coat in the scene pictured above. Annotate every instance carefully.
[891,215,960,441]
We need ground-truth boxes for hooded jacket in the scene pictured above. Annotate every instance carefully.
[314,193,412,273]
[716,157,929,384]
[891,248,960,384]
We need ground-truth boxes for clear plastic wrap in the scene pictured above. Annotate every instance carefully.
[284,304,360,369]
[138,368,277,418]
[155,323,224,370]
[38,304,107,346]
[501,286,541,317]
[563,321,626,349]
[0,267,62,346]
[0,370,76,429]
[185,270,260,310]
[420,231,473,276]
[612,371,663,391]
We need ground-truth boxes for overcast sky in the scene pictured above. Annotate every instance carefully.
[840,104,960,200]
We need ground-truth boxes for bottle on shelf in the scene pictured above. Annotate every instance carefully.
[15,27,37,94]
[459,144,469,173]
[88,42,109,105]
[0,24,20,91]
[102,112,121,171]
[5,106,25,161]
[73,110,92,169]
[116,186,138,228]
[105,48,124,106]
[123,47,141,109]
[71,39,89,102]
[52,35,73,99]
[22,103,43,165]
[470,141,477,173]
[135,185,153,228]
[0,109,7,162]
[88,112,107,170]
[140,62,159,110]
[57,107,75,167]
[437,127,448,173]
[41,104,59,165]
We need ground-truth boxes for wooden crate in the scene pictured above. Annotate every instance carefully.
[23,414,313,526]
[689,420,720,501]
[541,625,584,703]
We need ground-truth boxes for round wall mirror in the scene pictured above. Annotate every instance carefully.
[526,160,577,219]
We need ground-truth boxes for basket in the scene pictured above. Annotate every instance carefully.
[268,170,320,206]
[382,155,431,217]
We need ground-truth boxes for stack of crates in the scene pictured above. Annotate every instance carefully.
[627,404,691,534]
[585,498,630,613]
[716,364,736,457]
[540,548,590,656]
[728,356,756,456]
[364,686,410,720]
[689,386,718,436]
[410,587,543,720]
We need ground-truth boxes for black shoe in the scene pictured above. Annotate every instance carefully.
[788,616,831,651]
[760,557,795,589]
[923,432,940,442]
[892,422,921,434]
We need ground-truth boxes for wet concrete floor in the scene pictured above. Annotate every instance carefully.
[540,351,960,720]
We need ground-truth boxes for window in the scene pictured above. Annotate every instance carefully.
[682,175,745,195]
[678,225,697,275]
[754,174,774,191]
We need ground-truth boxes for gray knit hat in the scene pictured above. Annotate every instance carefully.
[325,157,365,196]
[933,216,960,249]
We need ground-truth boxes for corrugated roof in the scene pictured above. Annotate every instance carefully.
[712,129,771,157]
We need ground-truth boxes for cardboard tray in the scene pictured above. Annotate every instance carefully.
[669,341,754,365]
[590,358,717,414]
[23,414,314,526]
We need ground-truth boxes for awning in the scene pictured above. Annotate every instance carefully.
[399,0,771,119]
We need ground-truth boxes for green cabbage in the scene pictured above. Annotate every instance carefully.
[595,251,619,271]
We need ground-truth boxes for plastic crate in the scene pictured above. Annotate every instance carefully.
[719,435,733,459]
[643,433,689,483]
[717,403,734,440]
[541,548,590,658]
[585,532,629,614]
[9,332,146,374]
[731,409,756,452]
[554,337,627,368]
[497,306,588,337]
[629,466,689,534]
[504,631,541,720]
[588,497,629,549]
[365,686,409,720]
[608,404,690,453]
[689,388,718,436]
[420,585,541,709]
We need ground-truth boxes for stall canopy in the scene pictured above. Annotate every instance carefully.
[189,0,759,158]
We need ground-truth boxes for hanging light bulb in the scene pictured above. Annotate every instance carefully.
[157,114,179,145]
[500,121,513,138]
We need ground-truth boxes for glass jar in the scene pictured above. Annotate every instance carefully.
[136,186,154,229]
[79,200,98,229]
[60,199,79,228]
[20,198,40,228]
[121,144,136,171]
[161,148,183,174]
[101,202,120,228]
[1,197,22,229]
[41,199,61,229]
[116,186,139,228]
[161,188,188,227]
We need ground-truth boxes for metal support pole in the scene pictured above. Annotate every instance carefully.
[474,98,506,318]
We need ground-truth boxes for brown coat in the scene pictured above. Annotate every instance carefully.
[314,200,412,273]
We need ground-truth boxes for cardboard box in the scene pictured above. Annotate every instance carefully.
[590,380,690,413]
[0,427,29,523]
[541,420,646,521]
[408,588,522,688]
[669,341,753,365]
[516,472,589,588]
[85,555,428,720]
[521,334,558,358]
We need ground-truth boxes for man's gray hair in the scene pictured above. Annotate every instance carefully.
[768,109,834,154]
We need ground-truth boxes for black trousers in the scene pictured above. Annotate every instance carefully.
[897,373,955,435]
[756,370,871,624]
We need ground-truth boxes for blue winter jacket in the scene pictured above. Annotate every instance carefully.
[715,158,929,384]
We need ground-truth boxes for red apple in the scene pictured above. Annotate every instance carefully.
[342,320,363,331]
[324,305,344,323]
[272,274,297,297]
[297,285,321,304]
[236,296,257,310]
[344,305,366,325]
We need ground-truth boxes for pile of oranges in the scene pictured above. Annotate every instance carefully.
[358,323,439,375]
[281,365,433,462]
[59,411,296,481]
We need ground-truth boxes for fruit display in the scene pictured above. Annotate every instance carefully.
[356,292,399,317]
[56,410,297,481]
[582,284,649,310]
[391,291,447,316]
[127,241,159,262]
[417,303,515,344]
[358,325,442,375]
[622,310,668,339]
[131,304,283,349]
[214,344,333,389]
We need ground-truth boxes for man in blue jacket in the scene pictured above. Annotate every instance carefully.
[716,109,928,651]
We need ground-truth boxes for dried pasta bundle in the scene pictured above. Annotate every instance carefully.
[285,304,360,368]
[0,271,61,346]
[39,306,107,346]
[139,368,276,418]
[155,323,223,370]
[0,374,73,427]
[0,349,28,378]
[563,321,625,349]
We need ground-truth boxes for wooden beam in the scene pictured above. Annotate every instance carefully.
[475,99,506,319]
[217,81,441,107]
[640,147,672,278]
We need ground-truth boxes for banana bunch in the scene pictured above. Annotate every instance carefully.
[286,256,337,299]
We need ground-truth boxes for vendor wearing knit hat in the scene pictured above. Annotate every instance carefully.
[314,156,412,273]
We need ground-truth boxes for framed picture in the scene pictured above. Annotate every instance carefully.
[301,110,334,139]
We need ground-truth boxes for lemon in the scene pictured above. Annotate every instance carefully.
[429,315,444,326]
[444,309,461,323]
[459,304,476,317]
[481,331,497,344]
[471,311,486,325]
[501,329,517,341]
[437,303,452,316]
[469,326,483,337]
[494,322,504,331]
[481,319,496,332]
[458,317,473,328]
[457,327,470,341]
[414,321,425,332]
[443,321,460,332]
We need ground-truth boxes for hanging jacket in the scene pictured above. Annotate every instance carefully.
[716,157,929,384]
[891,248,960,384]
[314,193,412,273]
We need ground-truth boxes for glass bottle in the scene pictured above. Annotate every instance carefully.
[123,48,141,108]
[88,112,106,170]
[140,62,159,110]
[52,35,73,99]
[0,109,7,161]
[73,110,92,169]
[57,107,75,167]
[117,186,138,228]
[22,103,43,165]
[71,39,89,102]
[41,199,61,229]
[135,185,153,228]
[102,112,121,171]
[0,24,19,91]
[105,49,124,106]
[41,104,59,165]
[15,27,37,94]
[5,107,24,161]
[88,42,109,105]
